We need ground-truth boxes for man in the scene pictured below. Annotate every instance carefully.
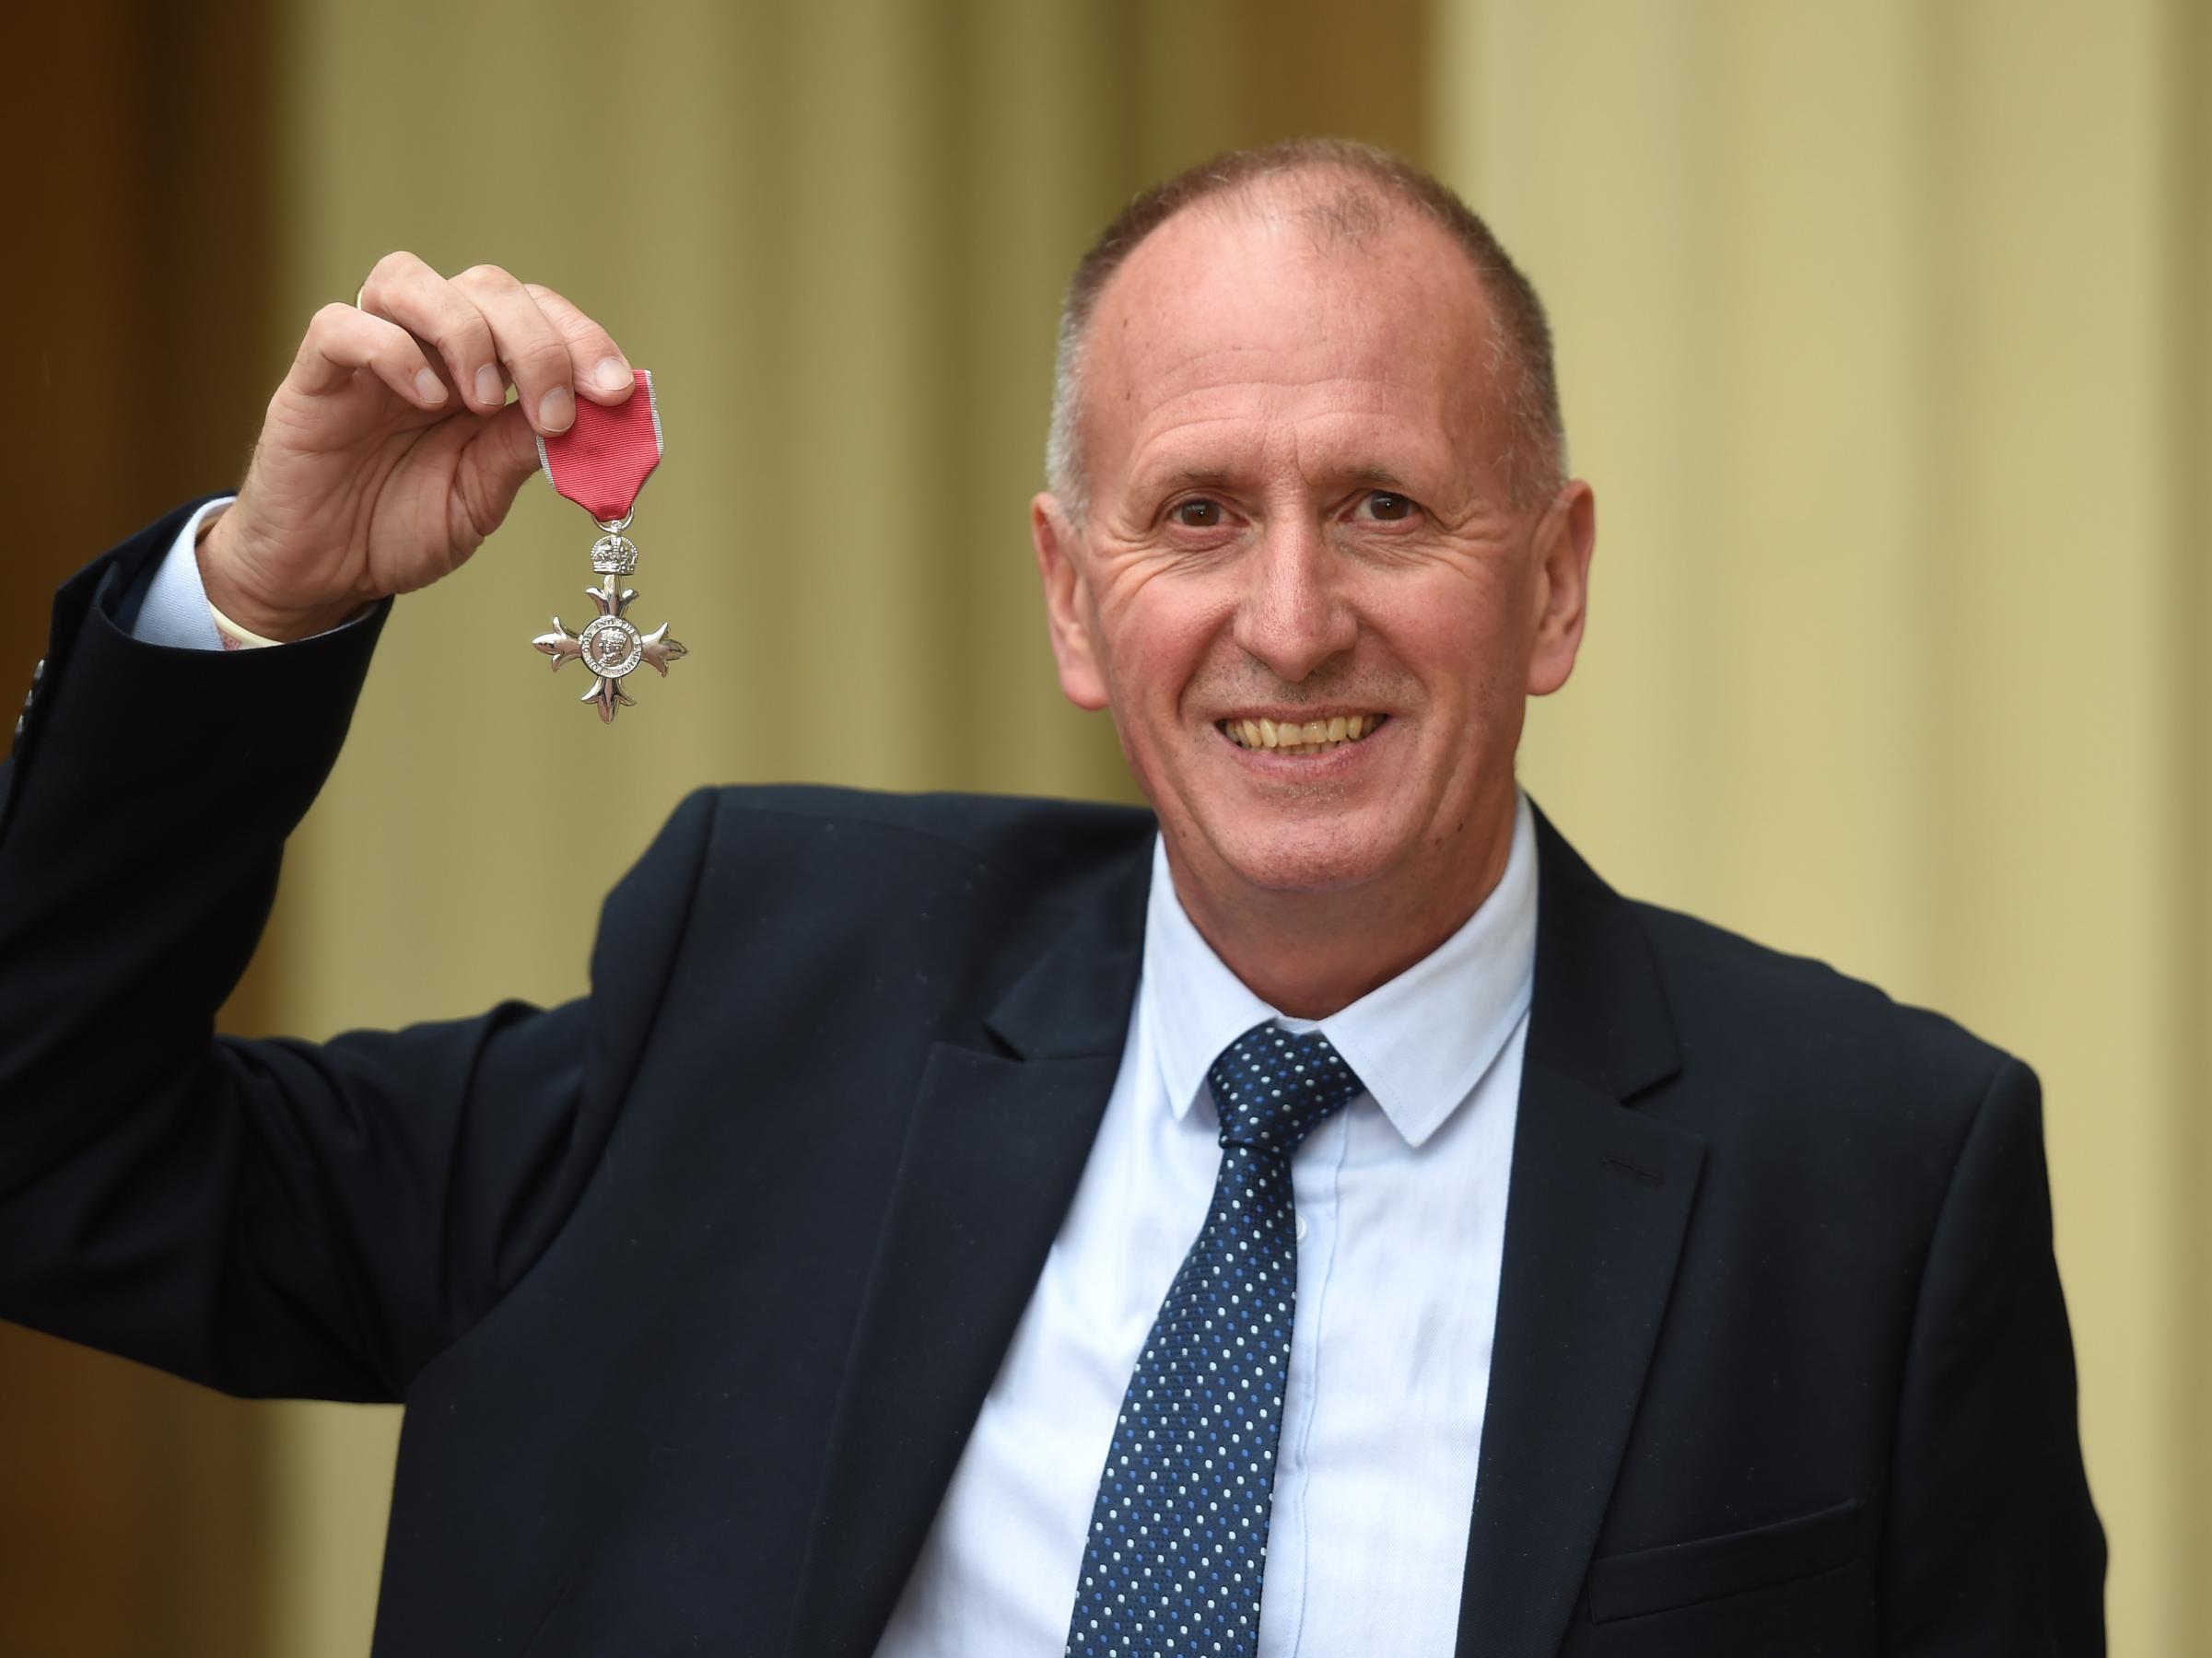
[0,140,2102,1655]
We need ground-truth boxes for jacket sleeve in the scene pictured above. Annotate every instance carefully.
[0,505,717,1404]
[1878,1056,2107,1653]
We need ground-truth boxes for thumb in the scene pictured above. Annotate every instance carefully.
[453,402,547,544]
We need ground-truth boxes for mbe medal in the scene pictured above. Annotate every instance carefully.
[531,369,688,722]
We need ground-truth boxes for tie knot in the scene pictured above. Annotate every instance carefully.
[1205,1022,1364,1153]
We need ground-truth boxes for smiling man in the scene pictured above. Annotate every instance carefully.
[0,140,2102,1656]
[1031,158,1589,1021]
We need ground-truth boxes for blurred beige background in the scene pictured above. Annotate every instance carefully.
[5,0,2206,1653]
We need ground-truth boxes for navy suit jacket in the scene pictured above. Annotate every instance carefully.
[0,503,2103,1655]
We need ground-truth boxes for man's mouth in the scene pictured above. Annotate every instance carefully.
[1216,714,1389,757]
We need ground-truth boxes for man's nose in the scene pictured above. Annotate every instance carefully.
[1230,520,1359,683]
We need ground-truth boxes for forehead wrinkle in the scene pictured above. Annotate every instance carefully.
[1127,402,1460,508]
[1109,298,1472,440]
[1127,411,1314,502]
[1129,374,1424,456]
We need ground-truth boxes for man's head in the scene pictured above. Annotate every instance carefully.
[1032,139,1596,1010]
[1046,140,1567,520]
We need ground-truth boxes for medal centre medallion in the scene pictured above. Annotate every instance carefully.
[579,614,644,678]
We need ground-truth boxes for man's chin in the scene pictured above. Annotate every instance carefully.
[1188,817,1402,900]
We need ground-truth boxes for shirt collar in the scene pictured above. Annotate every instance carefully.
[1142,791,1539,1149]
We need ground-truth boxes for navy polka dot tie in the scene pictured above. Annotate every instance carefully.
[1065,1022,1365,1656]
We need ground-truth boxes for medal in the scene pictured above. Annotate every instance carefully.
[531,369,687,722]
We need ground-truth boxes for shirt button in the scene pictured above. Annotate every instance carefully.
[1295,1210,1309,1243]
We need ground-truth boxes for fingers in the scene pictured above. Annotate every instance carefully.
[525,284,635,405]
[292,302,452,412]
[357,251,503,415]
[451,263,581,434]
[357,253,620,438]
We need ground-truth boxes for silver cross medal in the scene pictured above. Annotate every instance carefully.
[529,368,687,723]
[532,520,687,722]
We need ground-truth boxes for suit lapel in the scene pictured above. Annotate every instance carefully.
[783,847,1151,1658]
[1454,809,1706,1658]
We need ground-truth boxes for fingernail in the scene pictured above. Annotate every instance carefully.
[474,365,504,407]
[539,387,575,432]
[414,368,447,404]
[595,356,630,393]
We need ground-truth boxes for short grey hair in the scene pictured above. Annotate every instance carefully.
[1045,137,1566,521]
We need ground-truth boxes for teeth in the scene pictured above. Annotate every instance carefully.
[1222,714,1386,751]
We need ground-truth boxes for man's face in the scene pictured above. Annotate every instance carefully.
[1035,187,1593,932]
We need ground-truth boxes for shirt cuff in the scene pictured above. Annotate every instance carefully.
[133,496,232,650]
[131,497,375,650]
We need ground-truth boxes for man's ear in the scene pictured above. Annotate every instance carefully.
[1526,480,1596,697]
[1033,493,1110,711]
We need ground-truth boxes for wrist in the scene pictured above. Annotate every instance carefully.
[195,508,361,643]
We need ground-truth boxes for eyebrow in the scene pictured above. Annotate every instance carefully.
[1338,462,1425,494]
[1141,462,1418,497]
[1148,467,1243,496]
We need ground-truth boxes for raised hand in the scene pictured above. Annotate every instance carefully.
[198,254,633,640]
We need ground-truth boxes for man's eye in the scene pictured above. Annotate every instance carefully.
[1172,499,1224,528]
[1362,491,1416,521]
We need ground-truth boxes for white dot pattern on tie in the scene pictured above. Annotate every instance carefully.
[1065,1022,1363,1656]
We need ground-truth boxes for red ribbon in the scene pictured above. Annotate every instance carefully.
[537,368,661,521]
